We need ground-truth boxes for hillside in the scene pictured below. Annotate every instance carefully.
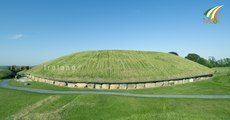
[26,50,214,83]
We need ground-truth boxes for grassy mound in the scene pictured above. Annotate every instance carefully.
[0,69,12,79]
[27,50,214,82]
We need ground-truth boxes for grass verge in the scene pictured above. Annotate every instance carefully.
[0,88,230,120]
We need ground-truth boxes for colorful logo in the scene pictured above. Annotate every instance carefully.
[204,5,223,24]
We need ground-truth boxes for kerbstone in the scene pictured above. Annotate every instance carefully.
[163,81,169,86]
[87,84,95,89]
[178,80,183,84]
[183,79,189,84]
[95,84,102,89]
[168,81,175,85]
[136,83,145,89]
[46,80,54,84]
[76,83,87,88]
[67,83,76,88]
[110,84,119,89]
[54,81,67,86]
[39,78,46,83]
[101,84,110,89]
[119,84,127,89]
[127,84,136,89]
[145,83,155,88]
[155,82,164,87]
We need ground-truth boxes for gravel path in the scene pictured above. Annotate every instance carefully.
[1,79,230,99]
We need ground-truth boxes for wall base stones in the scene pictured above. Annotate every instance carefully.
[87,84,95,89]
[155,82,164,87]
[101,84,110,89]
[67,83,76,88]
[95,84,102,89]
[119,84,127,89]
[54,81,66,86]
[145,83,155,88]
[136,84,145,89]
[110,84,119,89]
[76,83,87,88]
[26,74,212,90]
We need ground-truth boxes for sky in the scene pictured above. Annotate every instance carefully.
[0,0,229,65]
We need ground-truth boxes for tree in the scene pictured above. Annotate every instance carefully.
[26,66,30,70]
[208,56,218,67]
[185,53,200,62]
[168,52,179,56]
[217,58,230,67]
[185,53,211,68]
[9,65,17,71]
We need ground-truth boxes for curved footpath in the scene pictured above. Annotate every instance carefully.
[1,79,230,99]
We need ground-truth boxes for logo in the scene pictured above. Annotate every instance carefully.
[204,5,223,24]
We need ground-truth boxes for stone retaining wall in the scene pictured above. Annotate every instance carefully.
[26,74,212,90]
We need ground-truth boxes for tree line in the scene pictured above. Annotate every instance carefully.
[169,52,230,68]
[8,65,30,72]
[185,53,230,68]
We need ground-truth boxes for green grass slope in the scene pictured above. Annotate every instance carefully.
[0,69,12,79]
[27,50,214,82]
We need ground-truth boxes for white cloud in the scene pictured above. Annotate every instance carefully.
[10,34,24,40]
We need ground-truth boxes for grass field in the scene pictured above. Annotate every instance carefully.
[26,50,214,82]
[0,68,12,79]
[1,67,229,120]
[1,88,230,120]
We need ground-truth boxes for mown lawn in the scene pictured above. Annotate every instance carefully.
[0,88,48,120]
[0,88,230,120]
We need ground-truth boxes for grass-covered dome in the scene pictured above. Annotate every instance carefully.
[27,50,214,83]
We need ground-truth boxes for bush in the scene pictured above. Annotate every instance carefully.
[168,52,179,56]
[0,69,13,79]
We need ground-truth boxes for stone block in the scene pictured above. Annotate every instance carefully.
[119,84,127,89]
[163,81,169,86]
[46,79,54,84]
[39,78,46,83]
[145,83,155,88]
[155,82,164,87]
[54,81,67,86]
[177,80,183,84]
[95,84,101,89]
[76,83,87,88]
[67,83,76,88]
[110,84,119,89]
[183,79,189,84]
[87,84,95,89]
[127,84,136,89]
[194,78,199,81]
[101,84,110,89]
[136,83,145,89]
[189,78,194,82]
[168,81,175,85]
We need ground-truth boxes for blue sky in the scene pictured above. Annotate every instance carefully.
[0,0,229,65]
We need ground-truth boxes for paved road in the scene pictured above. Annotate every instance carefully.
[1,79,230,99]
